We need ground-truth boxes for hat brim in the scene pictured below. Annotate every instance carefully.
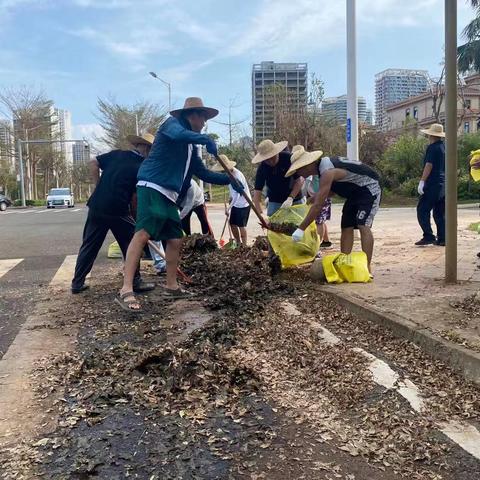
[252,140,289,164]
[212,161,236,172]
[126,134,153,146]
[285,151,323,178]
[170,106,219,120]
[420,128,445,138]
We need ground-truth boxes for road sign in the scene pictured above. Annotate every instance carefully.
[346,118,352,143]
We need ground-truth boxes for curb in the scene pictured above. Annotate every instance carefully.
[320,287,480,386]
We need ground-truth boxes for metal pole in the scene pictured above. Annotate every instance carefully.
[134,114,139,135]
[346,0,359,160]
[17,139,26,207]
[167,83,172,111]
[445,0,457,283]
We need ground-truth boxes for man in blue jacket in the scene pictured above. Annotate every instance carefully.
[116,97,237,312]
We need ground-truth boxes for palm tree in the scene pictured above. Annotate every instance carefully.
[458,1,480,73]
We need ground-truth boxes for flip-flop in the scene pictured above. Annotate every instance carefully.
[160,287,195,299]
[114,291,143,313]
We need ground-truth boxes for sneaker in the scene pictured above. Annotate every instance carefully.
[320,241,333,249]
[414,238,435,246]
[435,240,445,246]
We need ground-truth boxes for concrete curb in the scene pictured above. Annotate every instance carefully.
[320,287,480,386]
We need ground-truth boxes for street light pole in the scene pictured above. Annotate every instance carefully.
[346,0,359,160]
[17,138,26,207]
[445,0,458,283]
[149,71,172,111]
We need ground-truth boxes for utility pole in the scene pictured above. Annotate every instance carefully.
[445,0,457,283]
[346,0,359,160]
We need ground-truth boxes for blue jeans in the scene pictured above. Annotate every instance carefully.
[267,198,305,217]
[149,241,166,272]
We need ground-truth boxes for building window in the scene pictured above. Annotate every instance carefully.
[477,118,480,131]
[405,108,410,118]
[466,99,472,109]
[413,107,418,120]
[464,122,470,134]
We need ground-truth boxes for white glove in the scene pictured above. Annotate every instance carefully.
[281,197,294,209]
[417,180,425,196]
[292,228,305,242]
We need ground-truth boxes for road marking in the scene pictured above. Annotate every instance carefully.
[35,209,51,214]
[50,255,77,288]
[0,259,23,279]
[72,208,81,212]
[440,420,480,460]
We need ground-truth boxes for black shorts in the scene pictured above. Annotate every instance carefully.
[230,206,250,227]
[341,187,381,229]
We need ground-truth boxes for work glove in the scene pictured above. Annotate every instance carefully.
[230,179,244,194]
[292,228,305,243]
[281,197,294,209]
[417,180,425,196]
[205,138,218,156]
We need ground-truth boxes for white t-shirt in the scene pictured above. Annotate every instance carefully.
[229,168,251,209]
[179,179,205,219]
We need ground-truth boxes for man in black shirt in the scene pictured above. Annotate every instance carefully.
[252,139,305,218]
[71,133,156,294]
[415,123,446,246]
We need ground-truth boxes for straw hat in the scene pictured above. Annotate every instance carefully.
[285,145,323,177]
[126,132,155,146]
[170,97,219,120]
[212,154,236,172]
[420,123,445,138]
[252,139,288,164]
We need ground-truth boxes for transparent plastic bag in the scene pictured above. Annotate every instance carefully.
[267,204,320,268]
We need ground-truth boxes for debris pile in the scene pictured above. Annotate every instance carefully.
[268,221,298,236]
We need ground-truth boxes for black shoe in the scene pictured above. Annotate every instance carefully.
[415,238,435,246]
[133,281,156,293]
[71,285,90,294]
[435,240,445,246]
[320,241,333,248]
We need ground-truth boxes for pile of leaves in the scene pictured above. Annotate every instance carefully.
[268,221,298,236]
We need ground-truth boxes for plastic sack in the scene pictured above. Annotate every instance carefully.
[470,149,480,182]
[107,241,123,259]
[322,252,371,284]
[267,204,320,268]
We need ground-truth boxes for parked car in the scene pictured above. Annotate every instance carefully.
[0,193,12,211]
[46,188,75,208]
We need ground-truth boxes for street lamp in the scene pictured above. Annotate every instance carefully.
[346,0,359,160]
[149,71,172,111]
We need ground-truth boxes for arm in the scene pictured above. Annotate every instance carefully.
[289,176,305,199]
[191,156,230,185]
[420,163,433,181]
[253,190,263,214]
[89,159,100,185]
[162,118,212,145]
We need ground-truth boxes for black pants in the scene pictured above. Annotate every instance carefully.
[72,210,141,289]
[417,186,445,242]
[181,204,212,236]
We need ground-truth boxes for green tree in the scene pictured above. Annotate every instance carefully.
[458,1,480,73]
[95,96,167,150]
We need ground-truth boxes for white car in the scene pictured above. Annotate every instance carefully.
[46,188,75,208]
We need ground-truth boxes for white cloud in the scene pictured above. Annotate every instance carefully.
[73,123,107,153]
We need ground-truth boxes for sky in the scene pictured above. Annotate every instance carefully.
[0,0,476,148]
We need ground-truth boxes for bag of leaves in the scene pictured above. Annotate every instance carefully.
[267,204,319,268]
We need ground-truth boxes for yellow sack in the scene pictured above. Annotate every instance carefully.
[470,149,480,182]
[267,204,320,268]
[322,252,371,284]
[107,241,123,258]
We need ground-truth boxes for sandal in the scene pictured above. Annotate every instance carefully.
[160,287,195,299]
[114,291,143,313]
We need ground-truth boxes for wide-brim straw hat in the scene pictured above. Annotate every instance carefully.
[212,154,236,172]
[252,139,288,164]
[170,97,219,120]
[420,123,445,138]
[285,145,323,177]
[126,132,155,146]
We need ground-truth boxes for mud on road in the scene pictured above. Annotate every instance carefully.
[1,236,479,480]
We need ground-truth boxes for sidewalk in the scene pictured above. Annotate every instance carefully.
[319,206,480,383]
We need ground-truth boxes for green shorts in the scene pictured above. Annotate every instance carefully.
[135,186,184,241]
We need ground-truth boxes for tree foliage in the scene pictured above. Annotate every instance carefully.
[458,1,480,73]
[95,96,167,150]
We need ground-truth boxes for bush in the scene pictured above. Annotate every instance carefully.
[458,133,480,175]
[458,174,480,200]
[397,178,419,197]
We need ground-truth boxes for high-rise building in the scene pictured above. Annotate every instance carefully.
[252,61,308,143]
[375,69,429,131]
[0,120,14,171]
[52,108,73,164]
[365,109,373,126]
[72,141,90,165]
[321,95,367,125]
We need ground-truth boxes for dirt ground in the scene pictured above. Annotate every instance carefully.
[0,236,479,480]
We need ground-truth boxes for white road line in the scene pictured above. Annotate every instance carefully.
[0,259,23,279]
[35,209,51,214]
[440,420,480,460]
[50,255,78,288]
[72,208,82,212]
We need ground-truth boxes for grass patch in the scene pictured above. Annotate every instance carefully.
[469,222,480,232]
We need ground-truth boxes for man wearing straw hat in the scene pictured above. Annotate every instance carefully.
[252,139,305,219]
[117,97,240,312]
[285,145,381,274]
[71,133,157,294]
[415,123,445,247]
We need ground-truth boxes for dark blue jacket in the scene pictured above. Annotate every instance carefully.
[137,116,229,195]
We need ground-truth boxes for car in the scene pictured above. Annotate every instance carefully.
[0,193,12,212]
[46,188,75,208]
